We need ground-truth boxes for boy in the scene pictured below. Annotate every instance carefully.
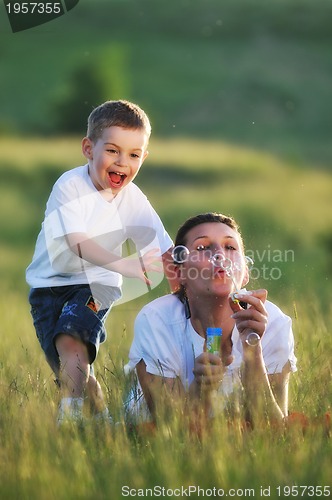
[26,100,173,425]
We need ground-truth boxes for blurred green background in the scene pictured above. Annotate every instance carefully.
[0,0,331,306]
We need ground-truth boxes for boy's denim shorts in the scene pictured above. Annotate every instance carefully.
[29,284,121,376]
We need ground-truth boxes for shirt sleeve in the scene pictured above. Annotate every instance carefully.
[43,178,88,272]
[125,190,173,255]
[45,180,87,239]
[128,307,182,379]
[262,312,297,374]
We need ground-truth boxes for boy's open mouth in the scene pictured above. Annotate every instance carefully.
[108,171,127,188]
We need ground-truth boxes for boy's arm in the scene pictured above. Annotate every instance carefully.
[162,248,179,292]
[66,232,160,284]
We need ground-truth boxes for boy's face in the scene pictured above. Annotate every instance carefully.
[82,126,149,195]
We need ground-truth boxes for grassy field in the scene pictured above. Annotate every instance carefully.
[1,0,331,496]
[0,136,331,498]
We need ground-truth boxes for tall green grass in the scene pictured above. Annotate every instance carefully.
[0,136,331,497]
[0,291,331,499]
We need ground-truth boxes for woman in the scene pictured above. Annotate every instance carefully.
[126,213,297,427]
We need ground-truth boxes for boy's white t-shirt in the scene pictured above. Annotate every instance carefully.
[26,164,173,289]
[126,294,297,419]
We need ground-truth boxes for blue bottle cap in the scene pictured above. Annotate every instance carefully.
[206,327,222,336]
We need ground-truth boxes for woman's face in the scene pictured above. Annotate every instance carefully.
[179,222,248,298]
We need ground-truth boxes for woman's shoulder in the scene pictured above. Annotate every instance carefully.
[139,294,184,314]
[133,295,187,354]
[262,300,297,373]
[263,299,293,350]
[265,299,292,325]
[136,294,185,323]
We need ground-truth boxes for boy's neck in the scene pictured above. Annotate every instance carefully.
[99,189,116,202]
[87,165,117,202]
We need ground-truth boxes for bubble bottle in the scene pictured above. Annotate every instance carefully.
[206,327,222,356]
[206,327,223,416]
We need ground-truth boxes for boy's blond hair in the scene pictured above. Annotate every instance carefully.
[87,100,151,143]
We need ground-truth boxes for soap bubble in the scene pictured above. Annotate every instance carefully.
[171,246,255,282]
[209,253,232,273]
[245,255,254,270]
[171,245,190,264]
[232,261,242,272]
[209,253,255,292]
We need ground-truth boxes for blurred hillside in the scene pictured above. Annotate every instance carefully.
[0,135,331,310]
[0,0,332,165]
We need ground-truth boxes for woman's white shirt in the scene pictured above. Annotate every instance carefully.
[127,294,297,419]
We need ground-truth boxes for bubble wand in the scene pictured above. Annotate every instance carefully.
[171,246,257,346]
[210,253,260,345]
[208,253,254,305]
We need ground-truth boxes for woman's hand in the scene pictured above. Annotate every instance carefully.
[192,352,225,393]
[229,289,268,344]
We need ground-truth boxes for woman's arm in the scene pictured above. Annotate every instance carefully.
[136,352,225,422]
[240,344,286,424]
[230,290,289,425]
[268,362,292,417]
[136,359,185,419]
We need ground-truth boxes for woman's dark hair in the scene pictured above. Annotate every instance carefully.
[175,212,241,248]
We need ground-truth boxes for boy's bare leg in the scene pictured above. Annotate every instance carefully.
[54,333,89,424]
[55,333,90,397]
[55,334,111,423]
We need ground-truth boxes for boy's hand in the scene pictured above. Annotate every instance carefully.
[138,248,163,285]
[114,248,162,285]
